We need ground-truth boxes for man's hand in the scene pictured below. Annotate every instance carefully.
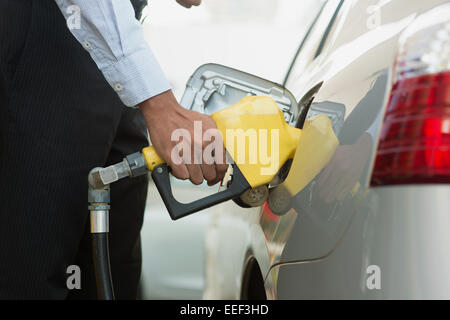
[176,0,201,8]
[139,90,228,186]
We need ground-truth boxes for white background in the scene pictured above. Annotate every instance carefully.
[143,0,322,98]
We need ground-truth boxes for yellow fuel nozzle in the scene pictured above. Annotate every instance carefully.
[140,96,343,219]
[211,96,302,188]
[104,96,340,220]
[142,145,165,172]
[268,113,340,215]
[143,96,302,188]
[139,96,307,219]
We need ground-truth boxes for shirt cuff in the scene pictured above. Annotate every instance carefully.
[101,46,171,107]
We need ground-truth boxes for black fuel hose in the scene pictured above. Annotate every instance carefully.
[92,233,115,300]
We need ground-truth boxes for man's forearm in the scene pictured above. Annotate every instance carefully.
[54,0,171,107]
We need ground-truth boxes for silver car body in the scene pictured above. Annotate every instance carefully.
[203,0,450,299]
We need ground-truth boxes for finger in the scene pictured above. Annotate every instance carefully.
[206,164,225,186]
[201,162,216,185]
[215,136,228,175]
[215,151,228,178]
[176,0,192,8]
[216,162,228,180]
[169,163,189,181]
[166,141,190,180]
[204,130,228,185]
[208,156,228,186]
[186,164,204,185]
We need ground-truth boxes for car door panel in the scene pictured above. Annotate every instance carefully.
[276,71,389,264]
[267,0,450,294]
[273,0,403,265]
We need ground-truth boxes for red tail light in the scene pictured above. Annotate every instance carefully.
[371,4,450,186]
[371,71,450,185]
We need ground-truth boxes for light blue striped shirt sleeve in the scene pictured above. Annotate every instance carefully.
[54,0,171,107]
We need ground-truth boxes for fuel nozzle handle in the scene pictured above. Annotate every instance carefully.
[151,163,250,220]
[140,146,251,220]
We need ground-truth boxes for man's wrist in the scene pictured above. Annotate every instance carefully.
[139,90,180,118]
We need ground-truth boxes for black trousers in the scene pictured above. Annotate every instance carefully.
[0,0,149,299]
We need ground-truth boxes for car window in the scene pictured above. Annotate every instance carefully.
[283,0,345,86]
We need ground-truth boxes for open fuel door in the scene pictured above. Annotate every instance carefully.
[180,63,299,124]
[177,63,339,214]
[148,64,302,219]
